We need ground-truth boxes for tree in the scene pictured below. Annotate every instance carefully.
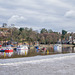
[62,30,67,40]
[40,28,48,33]
[19,28,24,32]
[2,23,7,27]
[62,30,67,35]
[12,28,19,41]
[48,29,53,33]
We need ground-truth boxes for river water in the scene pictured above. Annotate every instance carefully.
[62,46,75,53]
[0,46,75,75]
[40,46,75,55]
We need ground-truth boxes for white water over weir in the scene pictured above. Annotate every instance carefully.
[0,53,75,75]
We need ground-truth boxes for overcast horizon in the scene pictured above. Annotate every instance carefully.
[0,0,75,32]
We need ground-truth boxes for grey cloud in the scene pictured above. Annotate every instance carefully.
[8,15,27,26]
[0,0,75,32]
[65,10,75,18]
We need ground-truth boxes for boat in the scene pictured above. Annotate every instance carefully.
[0,45,13,57]
[16,45,28,55]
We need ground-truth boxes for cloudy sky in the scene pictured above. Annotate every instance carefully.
[0,0,75,32]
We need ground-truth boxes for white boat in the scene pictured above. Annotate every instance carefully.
[16,45,28,55]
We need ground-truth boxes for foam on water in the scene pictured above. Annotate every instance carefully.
[0,53,75,66]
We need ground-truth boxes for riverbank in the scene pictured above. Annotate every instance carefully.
[62,44,74,47]
[39,44,74,48]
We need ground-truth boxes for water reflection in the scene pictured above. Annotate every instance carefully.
[53,44,75,54]
[40,46,75,55]
[62,46,75,53]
